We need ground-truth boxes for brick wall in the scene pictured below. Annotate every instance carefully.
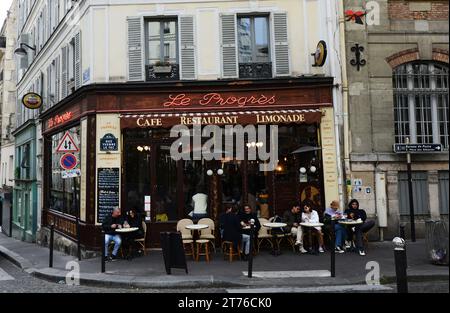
[388,1,449,20]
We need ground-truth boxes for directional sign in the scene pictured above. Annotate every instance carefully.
[393,143,443,153]
[56,131,79,153]
[60,153,78,170]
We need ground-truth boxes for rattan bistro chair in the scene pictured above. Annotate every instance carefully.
[134,221,147,255]
[198,218,216,253]
[257,218,273,253]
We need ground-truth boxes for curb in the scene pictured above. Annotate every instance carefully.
[0,245,35,273]
[32,268,247,289]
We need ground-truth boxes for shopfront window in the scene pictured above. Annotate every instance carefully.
[154,145,178,221]
[49,126,81,216]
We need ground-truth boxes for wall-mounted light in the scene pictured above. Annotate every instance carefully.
[217,169,224,176]
[299,167,307,174]
[14,43,36,57]
[137,146,144,152]
[310,166,317,173]
[207,169,213,176]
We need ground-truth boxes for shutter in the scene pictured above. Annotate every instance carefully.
[127,17,144,81]
[61,46,68,98]
[47,66,51,109]
[438,171,449,214]
[220,14,238,78]
[272,12,290,76]
[55,56,60,102]
[398,172,430,215]
[43,5,47,42]
[74,31,82,89]
[179,16,196,80]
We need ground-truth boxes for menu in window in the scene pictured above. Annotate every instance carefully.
[97,168,120,224]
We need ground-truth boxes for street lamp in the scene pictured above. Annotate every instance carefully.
[14,43,36,57]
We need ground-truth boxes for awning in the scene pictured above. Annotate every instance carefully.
[120,109,323,129]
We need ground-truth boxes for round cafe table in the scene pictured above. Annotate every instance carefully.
[299,222,324,255]
[263,222,287,256]
[115,227,139,233]
[115,227,139,259]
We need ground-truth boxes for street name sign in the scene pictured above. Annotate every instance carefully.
[393,143,443,153]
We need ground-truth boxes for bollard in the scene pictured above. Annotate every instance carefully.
[101,231,106,273]
[393,237,408,293]
[49,224,54,268]
[76,216,81,261]
[247,220,255,278]
[330,220,336,278]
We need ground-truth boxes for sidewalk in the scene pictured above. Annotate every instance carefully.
[1,233,448,289]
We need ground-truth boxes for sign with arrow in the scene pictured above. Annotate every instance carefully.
[393,143,442,153]
[56,131,79,153]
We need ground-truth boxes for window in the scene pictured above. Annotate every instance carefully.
[393,62,449,149]
[398,172,430,215]
[146,19,178,65]
[237,15,271,79]
[49,126,81,216]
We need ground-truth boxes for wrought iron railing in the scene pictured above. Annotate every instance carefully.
[239,62,272,79]
[146,64,180,81]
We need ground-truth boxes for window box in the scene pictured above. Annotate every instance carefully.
[146,64,179,81]
[153,65,172,73]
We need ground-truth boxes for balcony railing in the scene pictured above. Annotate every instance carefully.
[146,64,180,81]
[239,62,272,79]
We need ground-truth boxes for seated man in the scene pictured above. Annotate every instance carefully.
[324,200,347,253]
[102,207,124,261]
[301,203,325,253]
[222,205,244,258]
[239,204,261,260]
[344,199,376,256]
[282,203,307,253]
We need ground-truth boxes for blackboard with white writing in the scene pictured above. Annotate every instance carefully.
[97,168,120,224]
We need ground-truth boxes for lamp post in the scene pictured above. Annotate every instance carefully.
[405,138,416,242]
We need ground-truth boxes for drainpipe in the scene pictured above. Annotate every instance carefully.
[337,0,351,203]
[324,0,346,208]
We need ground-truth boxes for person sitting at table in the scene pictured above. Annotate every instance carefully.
[219,205,233,239]
[301,203,325,253]
[102,207,124,261]
[282,203,307,253]
[344,199,376,256]
[239,204,261,260]
[125,208,145,257]
[222,205,246,259]
[324,200,347,253]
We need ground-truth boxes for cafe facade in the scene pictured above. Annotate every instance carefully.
[40,78,340,250]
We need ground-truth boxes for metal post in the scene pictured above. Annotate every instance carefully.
[101,231,106,273]
[406,138,416,242]
[393,237,408,293]
[248,220,254,278]
[76,216,81,261]
[330,220,335,277]
[49,224,54,268]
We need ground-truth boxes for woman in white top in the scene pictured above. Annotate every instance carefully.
[301,203,325,253]
[191,187,208,220]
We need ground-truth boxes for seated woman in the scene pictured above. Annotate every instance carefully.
[301,203,325,253]
[124,208,144,257]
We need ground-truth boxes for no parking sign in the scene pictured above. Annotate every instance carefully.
[60,153,78,170]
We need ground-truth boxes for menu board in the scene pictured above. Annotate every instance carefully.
[97,168,120,224]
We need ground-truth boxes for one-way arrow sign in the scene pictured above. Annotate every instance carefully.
[56,131,79,153]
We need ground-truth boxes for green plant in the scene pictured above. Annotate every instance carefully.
[14,167,20,179]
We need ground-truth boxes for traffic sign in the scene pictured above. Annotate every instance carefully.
[393,143,443,153]
[60,153,78,170]
[56,131,79,153]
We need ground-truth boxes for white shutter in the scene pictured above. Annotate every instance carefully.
[47,66,51,109]
[220,14,238,78]
[55,56,60,102]
[61,46,68,98]
[179,16,196,80]
[127,17,144,82]
[272,12,290,76]
[74,31,82,89]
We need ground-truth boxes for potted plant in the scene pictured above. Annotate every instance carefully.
[153,61,172,73]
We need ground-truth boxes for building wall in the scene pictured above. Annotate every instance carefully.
[345,0,449,239]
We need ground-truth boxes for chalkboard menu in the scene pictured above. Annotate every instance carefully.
[97,168,120,224]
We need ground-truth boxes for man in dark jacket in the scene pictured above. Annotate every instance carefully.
[238,205,261,259]
[344,199,375,256]
[282,203,307,253]
[222,206,242,255]
[102,207,124,261]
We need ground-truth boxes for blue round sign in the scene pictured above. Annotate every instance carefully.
[60,153,78,170]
